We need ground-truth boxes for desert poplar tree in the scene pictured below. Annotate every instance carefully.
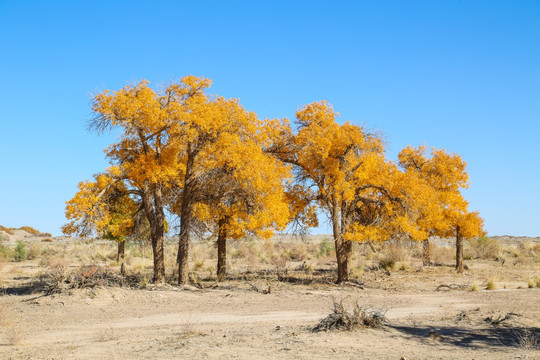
[398,146,471,266]
[269,101,423,282]
[190,121,291,280]
[451,210,485,273]
[170,85,291,284]
[65,78,208,283]
[62,168,138,275]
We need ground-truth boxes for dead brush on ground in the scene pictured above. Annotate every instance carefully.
[312,297,388,332]
[37,264,143,294]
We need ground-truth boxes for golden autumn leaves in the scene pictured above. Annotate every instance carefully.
[63,76,484,284]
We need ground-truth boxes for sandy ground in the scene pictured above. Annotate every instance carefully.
[1,231,539,359]
[1,267,539,359]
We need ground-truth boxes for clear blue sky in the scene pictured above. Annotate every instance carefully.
[1,1,539,237]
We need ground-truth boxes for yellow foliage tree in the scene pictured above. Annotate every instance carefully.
[170,87,291,284]
[191,127,291,280]
[62,169,138,274]
[269,101,427,282]
[398,145,470,266]
[72,77,208,283]
[452,210,485,273]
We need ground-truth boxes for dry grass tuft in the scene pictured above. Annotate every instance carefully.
[486,278,497,290]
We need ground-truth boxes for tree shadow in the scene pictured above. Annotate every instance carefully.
[390,324,540,349]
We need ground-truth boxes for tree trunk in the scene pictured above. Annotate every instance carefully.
[151,231,165,283]
[177,145,195,285]
[217,218,227,282]
[177,209,191,285]
[456,226,464,273]
[141,185,166,284]
[117,241,125,276]
[422,239,431,266]
[332,199,349,283]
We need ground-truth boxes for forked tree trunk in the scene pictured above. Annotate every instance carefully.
[117,241,125,276]
[422,239,431,266]
[456,226,464,273]
[217,219,227,282]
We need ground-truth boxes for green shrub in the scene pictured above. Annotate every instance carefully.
[13,241,28,262]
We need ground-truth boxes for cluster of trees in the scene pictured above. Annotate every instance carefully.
[63,76,484,284]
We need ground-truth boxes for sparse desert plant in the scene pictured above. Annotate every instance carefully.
[471,283,478,291]
[528,279,535,289]
[312,298,387,332]
[41,238,53,242]
[13,240,28,262]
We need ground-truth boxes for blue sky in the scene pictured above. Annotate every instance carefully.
[0,1,539,237]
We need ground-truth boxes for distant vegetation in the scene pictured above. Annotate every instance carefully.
[0,225,51,238]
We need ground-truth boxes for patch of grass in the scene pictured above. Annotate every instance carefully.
[471,283,478,291]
